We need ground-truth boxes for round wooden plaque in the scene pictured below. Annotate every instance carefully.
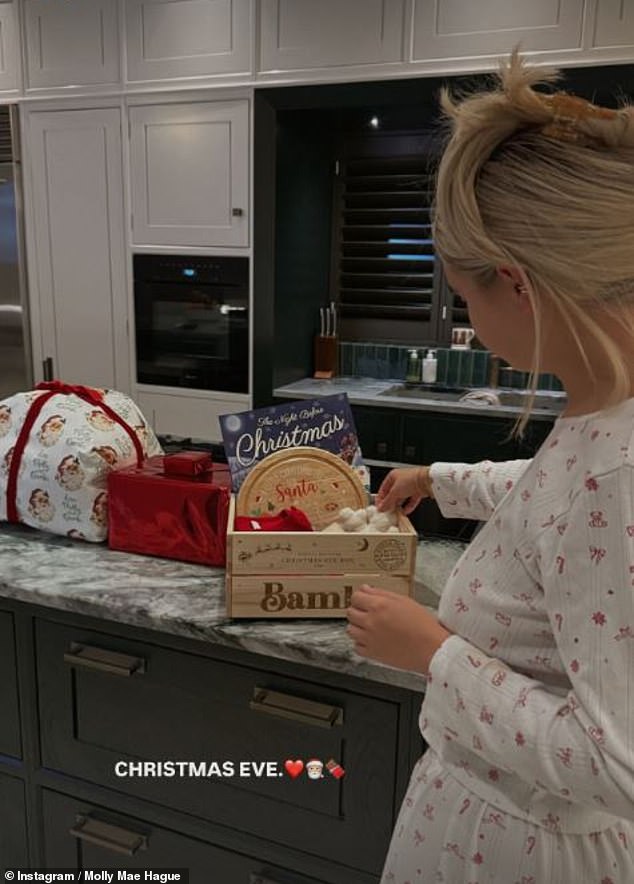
[235,446,367,530]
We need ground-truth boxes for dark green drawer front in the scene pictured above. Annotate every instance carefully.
[41,789,323,884]
[0,773,28,865]
[0,610,21,759]
[402,412,518,465]
[352,407,402,462]
[36,620,399,874]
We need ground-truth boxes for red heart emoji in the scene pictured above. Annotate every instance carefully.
[284,759,304,779]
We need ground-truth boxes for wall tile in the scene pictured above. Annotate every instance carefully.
[339,341,565,396]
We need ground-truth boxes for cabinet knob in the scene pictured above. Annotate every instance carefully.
[376,441,388,457]
[404,445,416,460]
[232,207,244,217]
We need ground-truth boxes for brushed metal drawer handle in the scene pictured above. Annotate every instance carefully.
[63,642,146,677]
[69,814,148,855]
[250,687,343,728]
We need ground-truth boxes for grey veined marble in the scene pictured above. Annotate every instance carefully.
[0,523,465,692]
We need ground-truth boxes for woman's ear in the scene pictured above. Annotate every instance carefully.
[497,265,533,313]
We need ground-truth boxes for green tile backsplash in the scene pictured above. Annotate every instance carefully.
[339,342,564,391]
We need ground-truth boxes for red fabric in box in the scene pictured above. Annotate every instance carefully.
[107,455,231,566]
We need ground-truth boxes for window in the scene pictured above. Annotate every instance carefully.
[331,131,445,345]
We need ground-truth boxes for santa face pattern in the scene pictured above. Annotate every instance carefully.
[38,414,66,447]
[0,388,162,542]
[0,405,11,437]
[382,398,634,883]
[55,455,85,491]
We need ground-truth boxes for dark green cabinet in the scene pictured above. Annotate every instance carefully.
[401,411,518,465]
[0,598,423,883]
[0,773,28,865]
[42,790,323,884]
[352,407,402,462]
[36,618,411,877]
[351,405,554,466]
[351,405,554,540]
[0,610,21,759]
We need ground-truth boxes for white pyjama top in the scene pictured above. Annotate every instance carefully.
[381,397,634,884]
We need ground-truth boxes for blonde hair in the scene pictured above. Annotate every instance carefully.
[433,50,634,433]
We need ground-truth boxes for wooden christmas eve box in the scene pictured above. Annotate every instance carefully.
[225,496,418,618]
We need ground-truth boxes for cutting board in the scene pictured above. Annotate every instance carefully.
[235,446,367,530]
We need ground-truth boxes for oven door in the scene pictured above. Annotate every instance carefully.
[134,280,248,393]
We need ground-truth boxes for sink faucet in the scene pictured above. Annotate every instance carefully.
[488,354,500,388]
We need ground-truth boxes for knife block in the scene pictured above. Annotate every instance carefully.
[314,335,338,379]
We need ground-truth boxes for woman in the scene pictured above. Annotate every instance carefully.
[346,52,634,883]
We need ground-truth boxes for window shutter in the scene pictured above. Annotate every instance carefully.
[333,151,439,343]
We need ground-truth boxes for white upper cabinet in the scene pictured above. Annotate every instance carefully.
[0,2,19,92]
[591,0,634,48]
[412,0,584,60]
[259,0,407,72]
[129,100,249,247]
[24,108,130,391]
[125,0,252,83]
[23,0,120,89]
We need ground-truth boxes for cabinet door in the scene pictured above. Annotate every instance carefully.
[0,2,19,93]
[402,412,518,465]
[592,0,634,48]
[259,0,406,72]
[352,406,402,463]
[126,0,252,82]
[412,0,584,60]
[129,101,249,247]
[136,390,250,442]
[42,790,324,884]
[0,611,21,759]
[36,619,400,874]
[23,0,119,88]
[0,773,28,865]
[25,108,130,391]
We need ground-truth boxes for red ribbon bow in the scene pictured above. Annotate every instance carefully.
[36,380,105,406]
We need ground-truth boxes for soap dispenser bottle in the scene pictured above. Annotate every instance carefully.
[422,349,438,384]
[406,349,421,383]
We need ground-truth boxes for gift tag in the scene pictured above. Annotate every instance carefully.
[235,446,367,530]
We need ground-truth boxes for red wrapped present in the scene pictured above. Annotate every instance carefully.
[163,451,214,478]
[107,454,231,566]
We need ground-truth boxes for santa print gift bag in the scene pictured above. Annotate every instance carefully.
[0,381,162,542]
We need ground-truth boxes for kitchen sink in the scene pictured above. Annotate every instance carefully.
[379,384,467,401]
[495,391,566,411]
[379,384,566,412]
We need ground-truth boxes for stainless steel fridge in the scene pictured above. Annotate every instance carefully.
[0,105,32,399]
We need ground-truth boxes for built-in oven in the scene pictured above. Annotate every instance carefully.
[133,254,249,394]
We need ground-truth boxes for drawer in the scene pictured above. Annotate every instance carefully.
[0,610,21,758]
[41,789,323,884]
[402,412,517,464]
[0,772,28,865]
[36,620,400,874]
[351,406,402,462]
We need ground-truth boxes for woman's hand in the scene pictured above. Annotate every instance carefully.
[346,585,451,675]
[376,465,433,514]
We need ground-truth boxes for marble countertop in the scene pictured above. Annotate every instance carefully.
[273,377,563,422]
[0,524,465,693]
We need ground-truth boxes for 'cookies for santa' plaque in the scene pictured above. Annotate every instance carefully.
[235,446,367,531]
